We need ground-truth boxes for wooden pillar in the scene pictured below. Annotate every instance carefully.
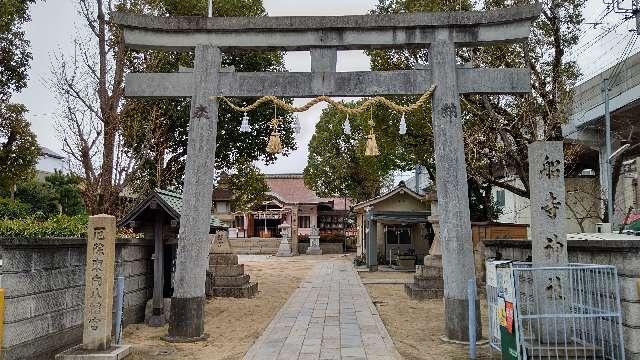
[367,214,378,271]
[168,45,221,342]
[430,39,480,341]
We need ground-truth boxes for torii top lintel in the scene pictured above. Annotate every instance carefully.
[111,4,540,51]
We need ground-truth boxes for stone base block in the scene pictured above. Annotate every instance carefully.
[208,273,250,288]
[276,251,293,257]
[55,345,131,360]
[404,283,443,300]
[414,276,444,289]
[210,264,245,277]
[206,282,258,298]
[144,298,171,327]
[306,247,322,255]
[209,254,238,266]
[417,265,443,278]
[423,255,443,268]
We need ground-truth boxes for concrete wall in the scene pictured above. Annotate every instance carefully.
[0,237,153,360]
[483,239,640,359]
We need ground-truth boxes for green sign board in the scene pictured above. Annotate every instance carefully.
[500,322,518,360]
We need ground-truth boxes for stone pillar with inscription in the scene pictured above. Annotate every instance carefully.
[56,215,131,359]
[528,141,569,344]
[529,141,569,266]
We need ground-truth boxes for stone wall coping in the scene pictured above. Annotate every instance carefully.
[0,237,151,248]
[483,239,640,251]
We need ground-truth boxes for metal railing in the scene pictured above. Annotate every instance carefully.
[487,262,626,359]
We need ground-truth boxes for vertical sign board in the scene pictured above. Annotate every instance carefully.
[83,215,116,350]
[496,262,518,360]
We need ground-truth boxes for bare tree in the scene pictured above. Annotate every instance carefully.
[565,179,605,232]
[50,0,132,215]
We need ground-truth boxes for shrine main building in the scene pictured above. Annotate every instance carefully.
[213,174,351,239]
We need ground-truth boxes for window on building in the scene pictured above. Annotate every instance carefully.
[495,189,506,207]
[298,216,311,228]
[233,216,244,229]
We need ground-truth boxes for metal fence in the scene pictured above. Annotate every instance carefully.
[487,262,626,359]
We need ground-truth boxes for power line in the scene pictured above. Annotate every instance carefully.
[578,31,634,79]
[570,19,627,57]
[609,33,638,87]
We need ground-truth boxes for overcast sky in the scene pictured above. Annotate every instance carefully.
[10,0,640,175]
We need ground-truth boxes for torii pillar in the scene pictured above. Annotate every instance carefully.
[431,38,478,341]
[168,45,221,341]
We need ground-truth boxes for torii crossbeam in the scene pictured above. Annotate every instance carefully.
[113,5,540,343]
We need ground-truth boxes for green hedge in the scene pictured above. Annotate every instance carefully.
[0,198,31,219]
[0,215,88,238]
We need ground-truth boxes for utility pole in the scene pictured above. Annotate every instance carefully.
[208,0,212,17]
[602,78,615,230]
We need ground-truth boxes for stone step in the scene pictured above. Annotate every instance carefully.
[207,273,250,288]
[209,253,238,266]
[206,282,258,299]
[417,266,444,278]
[209,264,245,277]
[404,283,444,300]
[414,276,444,289]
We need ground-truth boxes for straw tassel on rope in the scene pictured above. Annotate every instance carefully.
[364,108,379,156]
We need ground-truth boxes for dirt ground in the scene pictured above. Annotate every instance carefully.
[361,271,499,360]
[126,256,499,360]
[126,255,345,360]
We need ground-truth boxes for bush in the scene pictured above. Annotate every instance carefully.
[15,180,59,217]
[0,215,88,238]
[0,198,31,219]
[353,255,366,266]
[297,234,310,243]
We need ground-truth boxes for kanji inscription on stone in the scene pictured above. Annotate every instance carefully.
[543,234,564,262]
[541,192,561,219]
[193,104,210,119]
[540,155,561,179]
[82,215,116,350]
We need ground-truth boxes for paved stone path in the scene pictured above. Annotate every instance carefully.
[244,260,400,360]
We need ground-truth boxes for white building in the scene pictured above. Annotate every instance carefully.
[36,146,66,179]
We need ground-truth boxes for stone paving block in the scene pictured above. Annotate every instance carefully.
[341,347,366,357]
[322,338,341,349]
[319,349,340,359]
[298,353,320,360]
[303,338,321,346]
[300,344,321,354]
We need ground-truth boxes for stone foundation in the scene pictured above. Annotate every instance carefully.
[55,345,131,360]
[205,253,258,299]
[404,255,444,300]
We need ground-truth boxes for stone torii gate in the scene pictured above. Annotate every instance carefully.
[113,5,540,342]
